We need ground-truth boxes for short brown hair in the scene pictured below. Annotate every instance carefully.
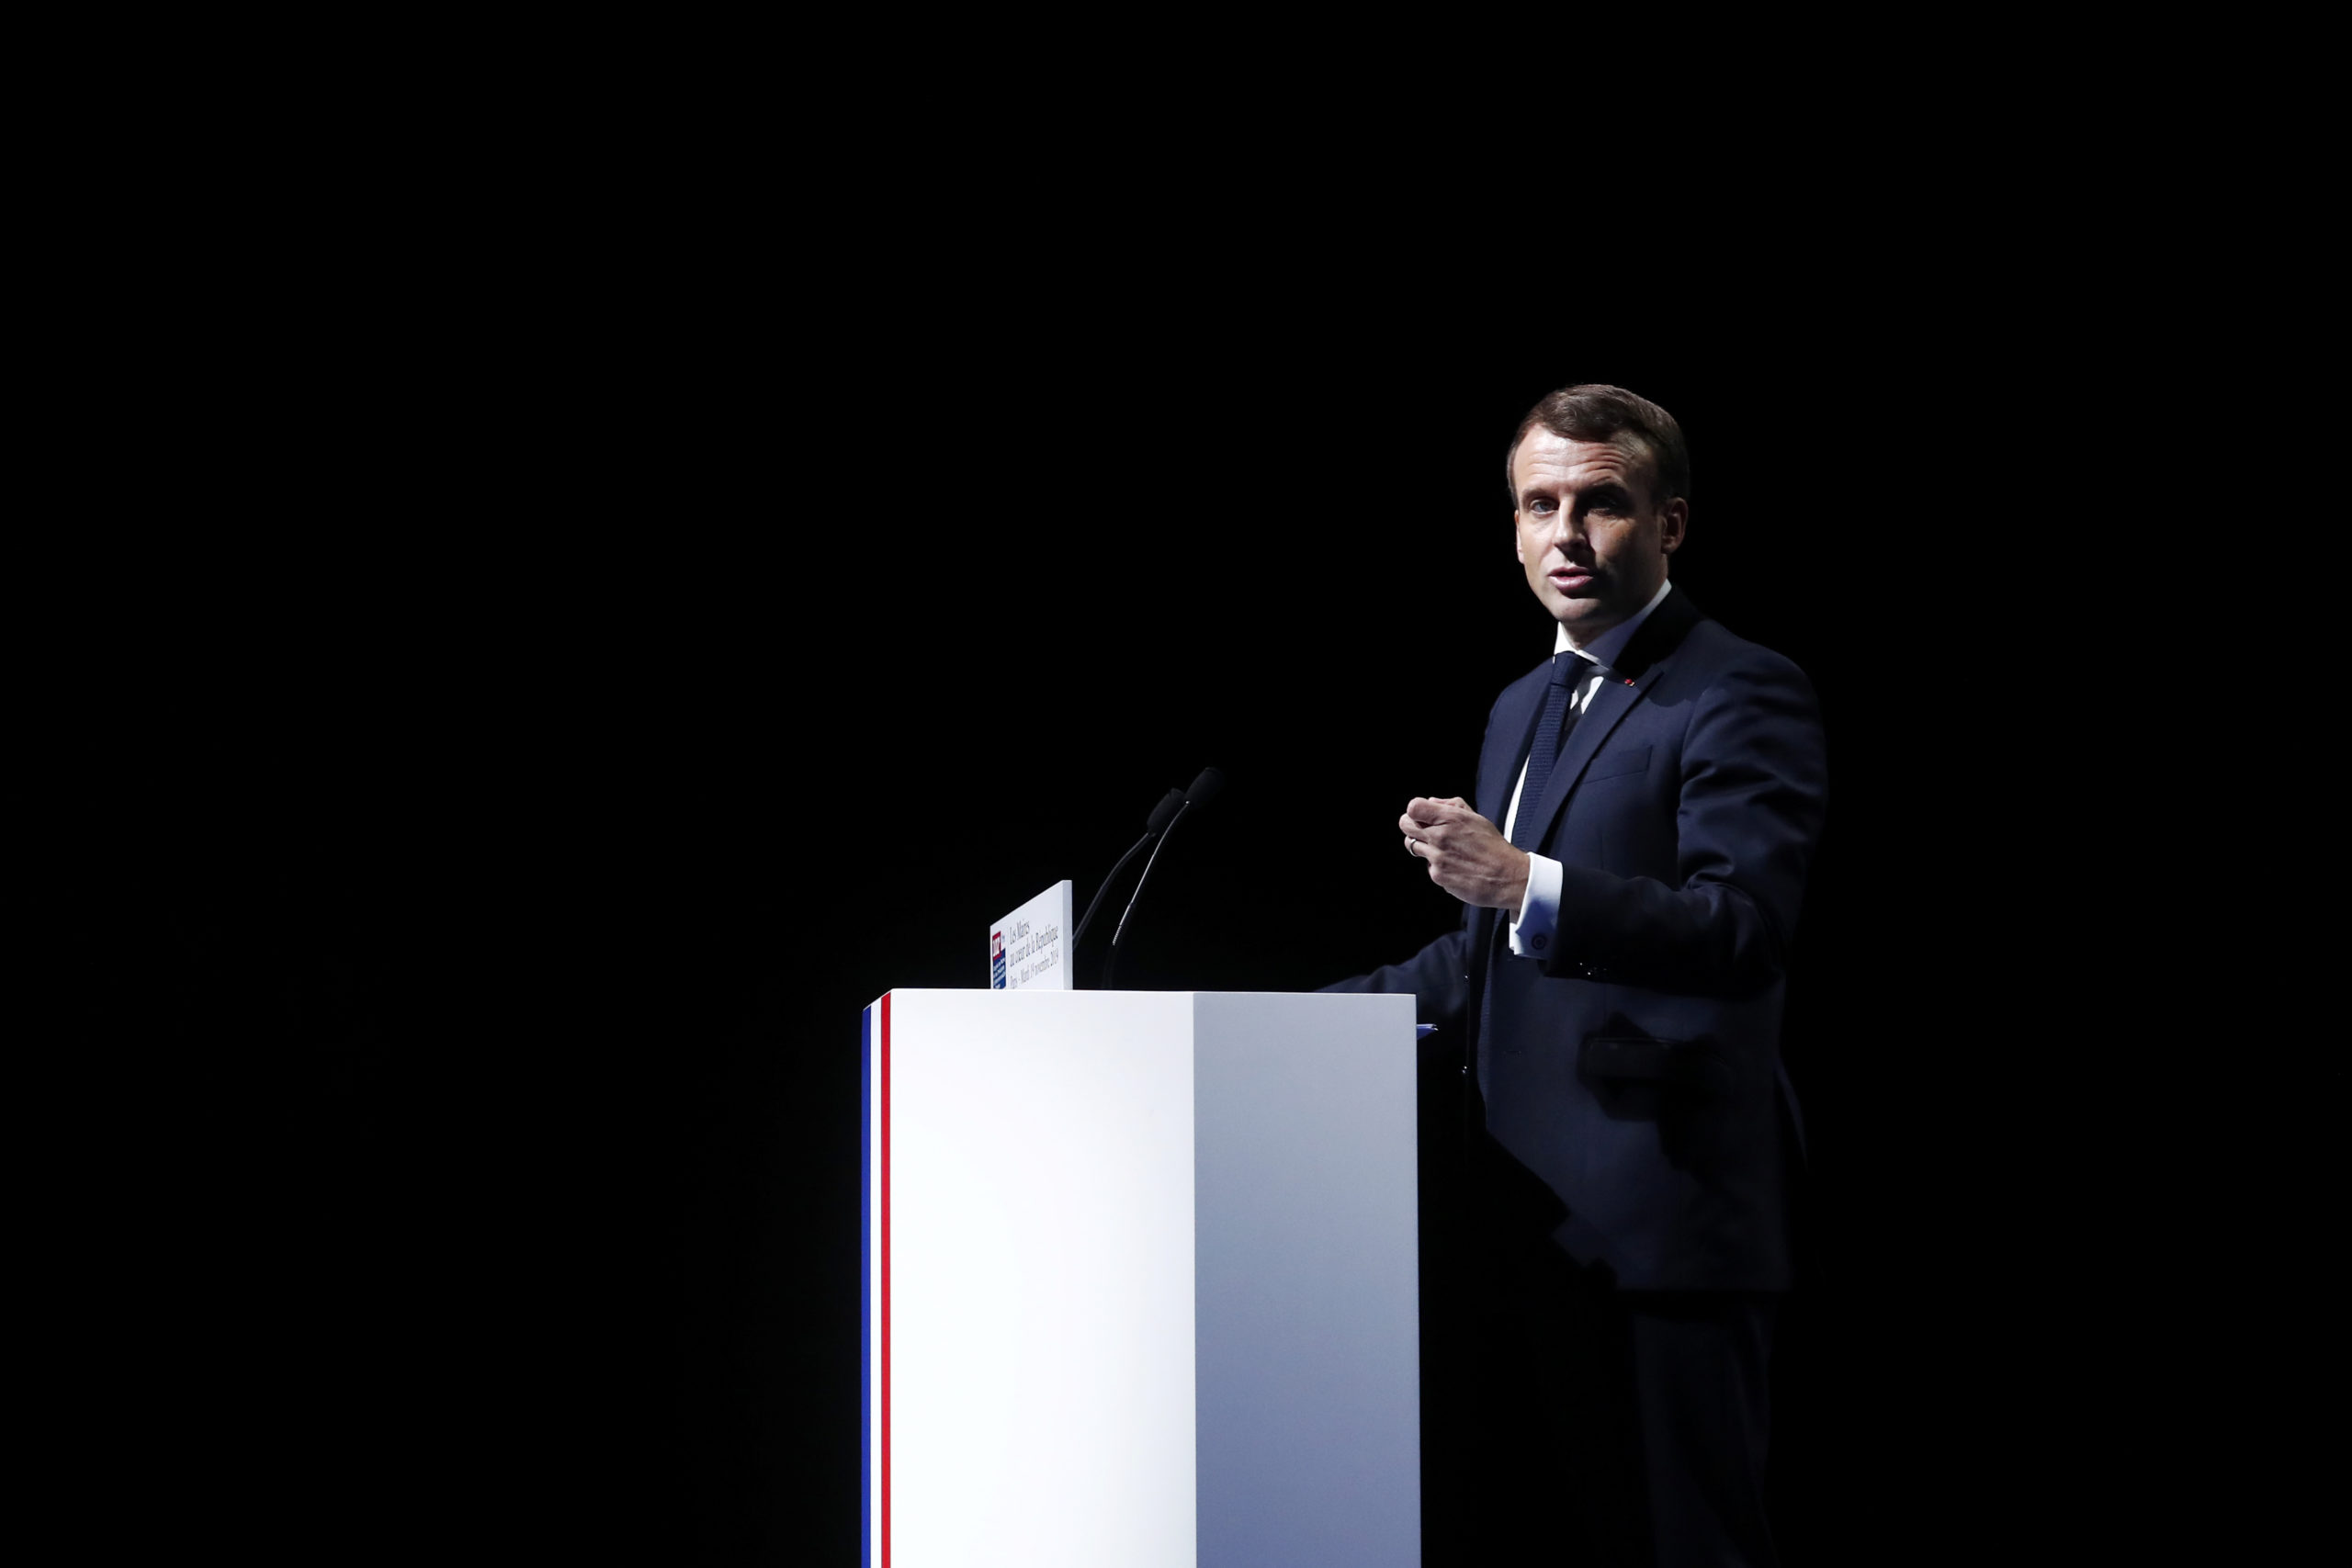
[1504,384,1690,508]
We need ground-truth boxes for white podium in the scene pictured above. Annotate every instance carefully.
[859,988,1420,1568]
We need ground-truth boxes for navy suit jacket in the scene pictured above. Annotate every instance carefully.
[1330,589,1827,1292]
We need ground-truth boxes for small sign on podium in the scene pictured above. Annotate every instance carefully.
[989,880,1073,990]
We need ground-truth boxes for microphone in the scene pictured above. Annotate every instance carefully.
[1179,765,1224,813]
[1072,786,1186,951]
[1103,767,1223,990]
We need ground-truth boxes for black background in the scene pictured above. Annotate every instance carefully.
[85,233,2077,1561]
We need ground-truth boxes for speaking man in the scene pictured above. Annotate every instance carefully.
[1325,384,1828,1566]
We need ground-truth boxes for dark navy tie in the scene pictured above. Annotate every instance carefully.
[1510,653,1590,851]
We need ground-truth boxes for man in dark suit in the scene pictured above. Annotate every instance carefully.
[1327,384,1827,1566]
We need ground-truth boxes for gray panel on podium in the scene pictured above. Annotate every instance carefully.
[1193,992,1420,1568]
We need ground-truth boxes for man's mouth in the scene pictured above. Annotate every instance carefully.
[1549,568,1596,592]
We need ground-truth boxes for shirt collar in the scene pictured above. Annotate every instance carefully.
[1553,578,1673,671]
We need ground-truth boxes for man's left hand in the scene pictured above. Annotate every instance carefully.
[1400,796,1530,911]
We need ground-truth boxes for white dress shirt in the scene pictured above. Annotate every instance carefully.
[1504,578,1675,959]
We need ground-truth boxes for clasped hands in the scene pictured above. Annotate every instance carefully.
[1401,796,1530,911]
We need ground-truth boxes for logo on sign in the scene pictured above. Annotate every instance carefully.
[990,929,1007,989]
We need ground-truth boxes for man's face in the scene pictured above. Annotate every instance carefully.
[1511,429,1688,643]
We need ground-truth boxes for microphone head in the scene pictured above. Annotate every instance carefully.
[1145,787,1186,834]
[1183,767,1225,809]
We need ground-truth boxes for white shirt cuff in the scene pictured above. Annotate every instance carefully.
[1508,853,1564,958]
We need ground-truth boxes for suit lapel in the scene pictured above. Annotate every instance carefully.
[1479,667,1548,826]
[1513,590,1704,856]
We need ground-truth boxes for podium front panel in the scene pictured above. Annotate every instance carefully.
[862,989,1417,1568]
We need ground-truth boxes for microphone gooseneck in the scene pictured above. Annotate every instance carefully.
[1072,787,1185,950]
[1102,767,1223,990]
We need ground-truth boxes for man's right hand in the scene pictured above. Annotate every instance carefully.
[1400,796,1531,912]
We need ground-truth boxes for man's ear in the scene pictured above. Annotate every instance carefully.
[1512,513,1526,565]
[1659,497,1689,556]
